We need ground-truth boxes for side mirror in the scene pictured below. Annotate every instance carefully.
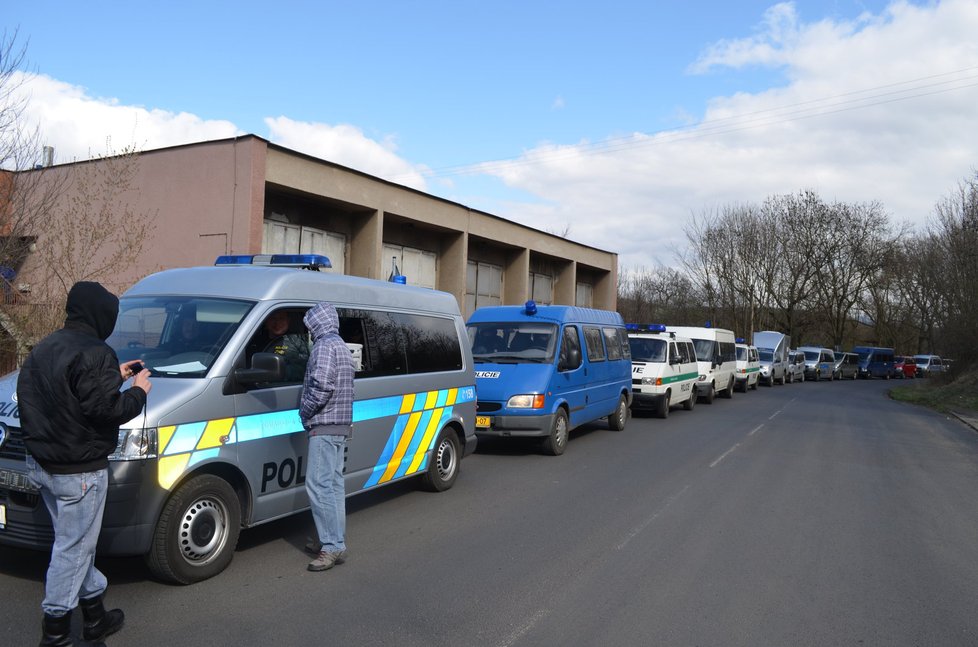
[235,352,286,384]
[559,347,582,372]
[670,356,681,365]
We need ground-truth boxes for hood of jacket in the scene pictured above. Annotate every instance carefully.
[303,302,339,341]
[65,281,119,340]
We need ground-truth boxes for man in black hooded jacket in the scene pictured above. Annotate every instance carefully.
[18,281,152,647]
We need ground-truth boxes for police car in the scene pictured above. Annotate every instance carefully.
[734,340,761,392]
[626,324,699,418]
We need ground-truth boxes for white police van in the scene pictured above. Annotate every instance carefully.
[0,255,477,584]
[734,341,761,392]
[626,324,699,418]
[665,325,738,404]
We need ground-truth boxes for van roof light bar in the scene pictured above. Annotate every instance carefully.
[214,254,332,270]
[626,323,667,333]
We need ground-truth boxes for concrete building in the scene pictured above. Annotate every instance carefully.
[4,135,618,321]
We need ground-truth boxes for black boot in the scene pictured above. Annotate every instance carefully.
[39,611,72,647]
[79,595,124,642]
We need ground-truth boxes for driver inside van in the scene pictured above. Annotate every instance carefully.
[249,310,311,382]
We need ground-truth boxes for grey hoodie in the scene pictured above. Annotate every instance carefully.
[300,302,354,436]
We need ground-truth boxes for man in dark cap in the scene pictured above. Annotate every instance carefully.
[18,281,152,646]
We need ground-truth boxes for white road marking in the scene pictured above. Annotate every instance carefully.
[710,443,741,468]
[616,484,691,551]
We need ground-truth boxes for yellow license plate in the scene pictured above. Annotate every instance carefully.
[0,503,6,529]
[475,416,491,429]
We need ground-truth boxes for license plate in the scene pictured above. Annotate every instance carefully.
[0,504,6,529]
[475,415,491,429]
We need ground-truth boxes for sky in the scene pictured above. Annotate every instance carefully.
[5,1,978,270]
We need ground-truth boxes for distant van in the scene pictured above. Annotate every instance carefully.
[753,331,790,386]
[665,326,737,403]
[854,346,895,379]
[787,350,807,383]
[467,302,632,456]
[626,324,699,418]
[913,354,944,377]
[735,342,761,392]
[800,346,836,381]
[833,351,859,380]
[0,254,477,584]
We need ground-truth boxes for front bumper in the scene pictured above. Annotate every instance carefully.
[475,412,556,438]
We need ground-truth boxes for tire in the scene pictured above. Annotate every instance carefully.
[683,389,695,411]
[542,409,569,456]
[721,377,734,399]
[608,395,628,430]
[787,372,794,384]
[702,384,715,404]
[751,377,758,391]
[655,392,670,419]
[146,474,241,585]
[419,428,460,492]
[778,372,786,385]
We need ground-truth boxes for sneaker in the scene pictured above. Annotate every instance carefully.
[307,550,347,572]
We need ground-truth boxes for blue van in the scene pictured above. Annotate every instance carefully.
[854,346,895,378]
[467,302,632,455]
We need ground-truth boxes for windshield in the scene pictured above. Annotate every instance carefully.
[629,337,667,362]
[736,347,748,361]
[467,322,559,363]
[804,350,820,361]
[758,349,774,362]
[107,296,255,377]
[857,350,871,360]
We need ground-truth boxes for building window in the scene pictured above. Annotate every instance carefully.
[263,220,346,273]
[529,271,553,305]
[576,282,593,307]
[383,244,436,289]
[465,261,502,316]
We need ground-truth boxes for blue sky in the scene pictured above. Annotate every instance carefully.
[5,1,978,268]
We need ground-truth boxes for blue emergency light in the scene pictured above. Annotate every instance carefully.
[626,323,667,333]
[524,300,538,315]
[736,337,745,344]
[214,254,332,270]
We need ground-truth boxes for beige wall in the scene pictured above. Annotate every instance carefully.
[14,136,617,312]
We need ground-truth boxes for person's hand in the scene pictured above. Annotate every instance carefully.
[133,369,152,395]
[121,360,144,379]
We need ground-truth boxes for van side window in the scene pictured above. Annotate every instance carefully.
[603,327,622,360]
[337,309,463,378]
[245,308,312,386]
[617,328,631,360]
[396,312,464,374]
[583,326,607,362]
[720,341,736,363]
[559,325,582,371]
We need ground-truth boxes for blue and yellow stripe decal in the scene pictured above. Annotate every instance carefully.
[155,386,476,491]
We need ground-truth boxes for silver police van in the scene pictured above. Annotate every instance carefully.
[0,255,477,584]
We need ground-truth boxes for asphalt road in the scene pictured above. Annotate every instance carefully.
[3,378,977,646]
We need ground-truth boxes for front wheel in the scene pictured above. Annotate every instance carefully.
[721,377,734,399]
[655,392,670,419]
[608,395,628,430]
[683,390,695,411]
[146,474,241,585]
[419,428,460,491]
[701,384,715,404]
[542,409,569,456]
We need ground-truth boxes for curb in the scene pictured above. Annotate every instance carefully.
[948,410,978,433]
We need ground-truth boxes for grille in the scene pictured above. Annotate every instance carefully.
[476,402,501,413]
[632,378,642,385]
[0,426,27,461]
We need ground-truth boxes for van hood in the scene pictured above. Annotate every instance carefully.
[0,370,210,430]
[473,362,554,403]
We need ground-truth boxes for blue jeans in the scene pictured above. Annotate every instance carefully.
[305,435,347,552]
[25,456,108,616]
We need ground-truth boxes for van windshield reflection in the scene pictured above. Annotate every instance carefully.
[467,322,558,363]
[107,296,255,377]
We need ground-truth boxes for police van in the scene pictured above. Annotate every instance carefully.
[734,341,761,392]
[626,324,698,418]
[665,326,738,403]
[0,255,477,584]
[467,302,631,456]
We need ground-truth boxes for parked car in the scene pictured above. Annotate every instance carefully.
[914,354,945,377]
[787,350,806,383]
[894,356,917,379]
[734,342,761,392]
[833,351,859,380]
[800,346,835,381]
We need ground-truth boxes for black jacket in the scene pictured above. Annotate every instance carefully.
[17,282,147,474]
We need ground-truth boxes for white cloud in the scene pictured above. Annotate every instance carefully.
[264,117,429,191]
[14,73,240,163]
[473,0,978,269]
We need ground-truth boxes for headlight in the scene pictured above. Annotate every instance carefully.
[506,394,546,409]
[642,377,657,385]
[110,427,158,460]
[697,375,706,381]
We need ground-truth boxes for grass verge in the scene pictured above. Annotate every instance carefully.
[889,368,978,413]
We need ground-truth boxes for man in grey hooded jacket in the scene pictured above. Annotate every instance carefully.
[300,302,354,571]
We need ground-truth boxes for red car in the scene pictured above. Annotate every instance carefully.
[894,356,916,378]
